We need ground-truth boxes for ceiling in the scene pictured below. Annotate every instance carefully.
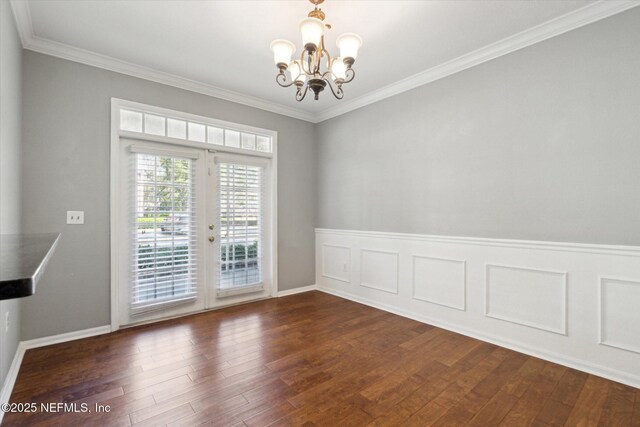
[12,0,639,122]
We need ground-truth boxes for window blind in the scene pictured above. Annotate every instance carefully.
[130,152,198,312]
[216,162,265,296]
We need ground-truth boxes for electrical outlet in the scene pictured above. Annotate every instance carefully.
[5,311,9,332]
[67,211,85,225]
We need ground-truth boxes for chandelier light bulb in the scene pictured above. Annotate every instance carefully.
[289,60,307,83]
[270,39,296,69]
[336,33,363,61]
[331,57,347,81]
[299,18,324,51]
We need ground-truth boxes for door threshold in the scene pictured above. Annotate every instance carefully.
[119,294,273,330]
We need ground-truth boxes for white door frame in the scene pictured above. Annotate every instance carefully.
[109,98,278,331]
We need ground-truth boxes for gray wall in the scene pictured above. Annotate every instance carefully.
[14,6,640,343]
[316,8,640,246]
[0,0,23,388]
[21,51,316,340]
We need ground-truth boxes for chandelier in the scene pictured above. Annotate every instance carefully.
[269,0,362,101]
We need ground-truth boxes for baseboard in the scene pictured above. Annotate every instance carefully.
[21,325,111,350]
[0,324,111,422]
[277,284,317,297]
[317,286,640,389]
[0,342,25,424]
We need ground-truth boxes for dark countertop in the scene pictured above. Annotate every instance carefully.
[0,233,60,300]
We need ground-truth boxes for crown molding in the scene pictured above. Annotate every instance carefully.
[314,0,640,123]
[8,1,316,123]
[9,0,640,125]
[9,0,33,44]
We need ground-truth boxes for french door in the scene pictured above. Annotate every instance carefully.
[206,153,272,307]
[117,140,272,326]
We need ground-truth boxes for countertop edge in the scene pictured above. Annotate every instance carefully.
[31,233,61,289]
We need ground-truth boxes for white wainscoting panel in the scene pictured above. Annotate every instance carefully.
[485,264,567,335]
[413,256,466,311]
[360,249,399,294]
[600,277,640,354]
[321,244,351,283]
[316,228,640,388]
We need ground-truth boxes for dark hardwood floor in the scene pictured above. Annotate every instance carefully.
[4,291,639,426]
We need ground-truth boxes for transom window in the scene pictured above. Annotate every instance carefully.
[119,108,272,153]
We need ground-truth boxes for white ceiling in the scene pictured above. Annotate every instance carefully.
[13,0,639,121]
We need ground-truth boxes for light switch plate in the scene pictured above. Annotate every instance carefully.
[67,210,84,225]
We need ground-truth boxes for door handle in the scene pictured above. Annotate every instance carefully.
[209,236,215,242]
[209,224,215,230]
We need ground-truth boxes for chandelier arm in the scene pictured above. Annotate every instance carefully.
[299,51,312,76]
[276,72,297,88]
[324,77,344,100]
[322,47,332,64]
[308,52,315,77]
[318,47,331,76]
[295,84,309,102]
[343,68,356,84]
[316,37,326,75]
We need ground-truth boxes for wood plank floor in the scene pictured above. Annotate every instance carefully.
[4,291,639,426]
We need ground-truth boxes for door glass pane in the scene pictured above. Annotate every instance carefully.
[132,153,198,311]
[225,130,240,148]
[120,110,142,132]
[207,126,224,145]
[256,136,271,152]
[144,114,166,136]
[241,133,256,150]
[217,162,263,292]
[188,122,206,142]
[167,119,187,139]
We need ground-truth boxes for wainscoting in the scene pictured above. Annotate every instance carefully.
[316,228,640,388]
